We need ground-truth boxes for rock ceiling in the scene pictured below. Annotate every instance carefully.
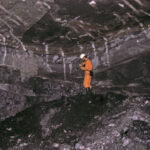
[0,0,150,54]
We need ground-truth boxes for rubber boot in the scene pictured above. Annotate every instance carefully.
[87,87,93,96]
[86,88,89,95]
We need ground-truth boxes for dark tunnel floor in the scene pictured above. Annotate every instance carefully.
[0,93,150,150]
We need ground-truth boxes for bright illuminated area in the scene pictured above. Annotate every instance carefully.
[89,0,96,6]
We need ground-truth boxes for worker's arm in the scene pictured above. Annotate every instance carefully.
[80,66,86,70]
[80,60,92,71]
[79,61,85,67]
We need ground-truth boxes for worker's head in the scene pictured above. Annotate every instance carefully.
[80,53,86,60]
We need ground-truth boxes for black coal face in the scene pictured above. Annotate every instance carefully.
[22,0,150,50]
[22,15,69,44]
[1,1,150,149]
[0,93,125,149]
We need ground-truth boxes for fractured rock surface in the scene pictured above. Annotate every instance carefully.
[0,0,150,150]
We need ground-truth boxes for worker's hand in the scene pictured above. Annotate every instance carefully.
[79,64,82,67]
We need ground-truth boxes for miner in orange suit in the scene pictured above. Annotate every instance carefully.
[79,53,93,95]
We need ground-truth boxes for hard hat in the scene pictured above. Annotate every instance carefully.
[80,53,86,59]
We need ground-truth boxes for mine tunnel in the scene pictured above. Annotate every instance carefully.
[0,0,150,150]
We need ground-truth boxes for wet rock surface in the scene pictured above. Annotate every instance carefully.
[0,65,84,121]
[1,50,150,150]
[1,48,150,149]
[0,0,150,150]
[0,89,150,150]
[0,0,150,54]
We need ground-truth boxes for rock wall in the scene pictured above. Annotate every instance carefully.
[0,65,84,121]
[1,26,150,121]
[0,27,150,82]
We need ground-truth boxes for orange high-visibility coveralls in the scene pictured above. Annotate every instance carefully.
[80,58,93,88]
